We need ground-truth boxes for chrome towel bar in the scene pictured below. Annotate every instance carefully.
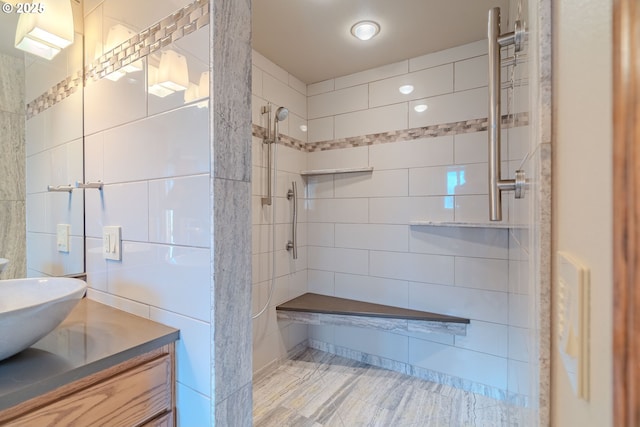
[76,181,103,189]
[47,185,74,193]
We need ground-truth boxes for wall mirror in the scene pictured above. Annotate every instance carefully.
[0,1,85,279]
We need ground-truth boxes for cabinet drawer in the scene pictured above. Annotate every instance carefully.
[6,354,172,427]
[141,411,174,427]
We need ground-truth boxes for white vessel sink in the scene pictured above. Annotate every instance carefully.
[0,277,87,361]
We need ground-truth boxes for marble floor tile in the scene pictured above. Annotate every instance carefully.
[253,347,526,427]
[255,405,323,427]
[253,370,303,419]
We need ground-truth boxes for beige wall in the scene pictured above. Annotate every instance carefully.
[552,0,612,425]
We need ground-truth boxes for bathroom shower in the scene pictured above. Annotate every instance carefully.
[249,1,547,424]
[253,103,290,319]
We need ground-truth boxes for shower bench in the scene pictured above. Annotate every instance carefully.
[276,293,470,336]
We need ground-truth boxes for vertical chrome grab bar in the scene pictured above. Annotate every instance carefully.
[261,104,273,206]
[286,181,298,259]
[488,7,526,221]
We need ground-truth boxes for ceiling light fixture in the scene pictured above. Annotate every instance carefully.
[414,104,428,113]
[350,20,380,41]
[14,0,74,60]
[399,85,414,95]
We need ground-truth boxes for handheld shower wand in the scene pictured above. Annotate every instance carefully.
[273,106,289,145]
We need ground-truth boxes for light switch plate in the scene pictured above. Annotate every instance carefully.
[557,251,590,400]
[56,224,70,253]
[103,226,122,261]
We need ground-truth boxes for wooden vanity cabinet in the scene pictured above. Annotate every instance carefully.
[0,344,176,427]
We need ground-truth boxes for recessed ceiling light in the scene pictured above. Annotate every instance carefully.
[399,85,414,95]
[300,125,308,132]
[351,21,380,41]
[414,104,428,113]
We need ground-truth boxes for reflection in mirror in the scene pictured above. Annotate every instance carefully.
[0,9,26,279]
[0,0,84,279]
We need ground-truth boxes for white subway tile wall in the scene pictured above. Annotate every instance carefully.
[368,64,453,108]
[335,60,408,90]
[88,7,211,422]
[455,56,489,91]
[83,68,147,135]
[334,102,408,140]
[409,40,487,71]
[252,51,309,374]
[409,338,508,390]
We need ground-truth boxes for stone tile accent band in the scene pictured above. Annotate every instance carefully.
[253,112,528,153]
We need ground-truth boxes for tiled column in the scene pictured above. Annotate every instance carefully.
[210,0,253,424]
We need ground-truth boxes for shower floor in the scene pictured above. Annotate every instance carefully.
[253,348,530,427]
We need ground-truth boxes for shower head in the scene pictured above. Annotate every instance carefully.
[275,106,289,122]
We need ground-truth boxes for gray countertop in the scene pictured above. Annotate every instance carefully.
[0,299,179,412]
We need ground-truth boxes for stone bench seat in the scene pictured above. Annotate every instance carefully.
[276,293,470,336]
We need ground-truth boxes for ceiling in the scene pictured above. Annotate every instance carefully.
[253,0,510,84]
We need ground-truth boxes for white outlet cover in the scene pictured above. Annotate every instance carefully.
[557,251,590,400]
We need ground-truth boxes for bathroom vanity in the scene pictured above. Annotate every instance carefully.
[0,299,179,426]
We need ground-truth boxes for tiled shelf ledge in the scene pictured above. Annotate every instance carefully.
[409,220,528,229]
[276,293,469,336]
[300,167,374,176]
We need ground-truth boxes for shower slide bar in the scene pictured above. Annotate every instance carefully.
[488,7,527,221]
[286,181,298,260]
[261,104,273,206]
[261,104,289,206]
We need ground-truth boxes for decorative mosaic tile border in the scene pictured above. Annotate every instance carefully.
[85,0,209,83]
[252,124,309,152]
[26,71,83,119]
[253,112,529,153]
[27,0,209,118]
